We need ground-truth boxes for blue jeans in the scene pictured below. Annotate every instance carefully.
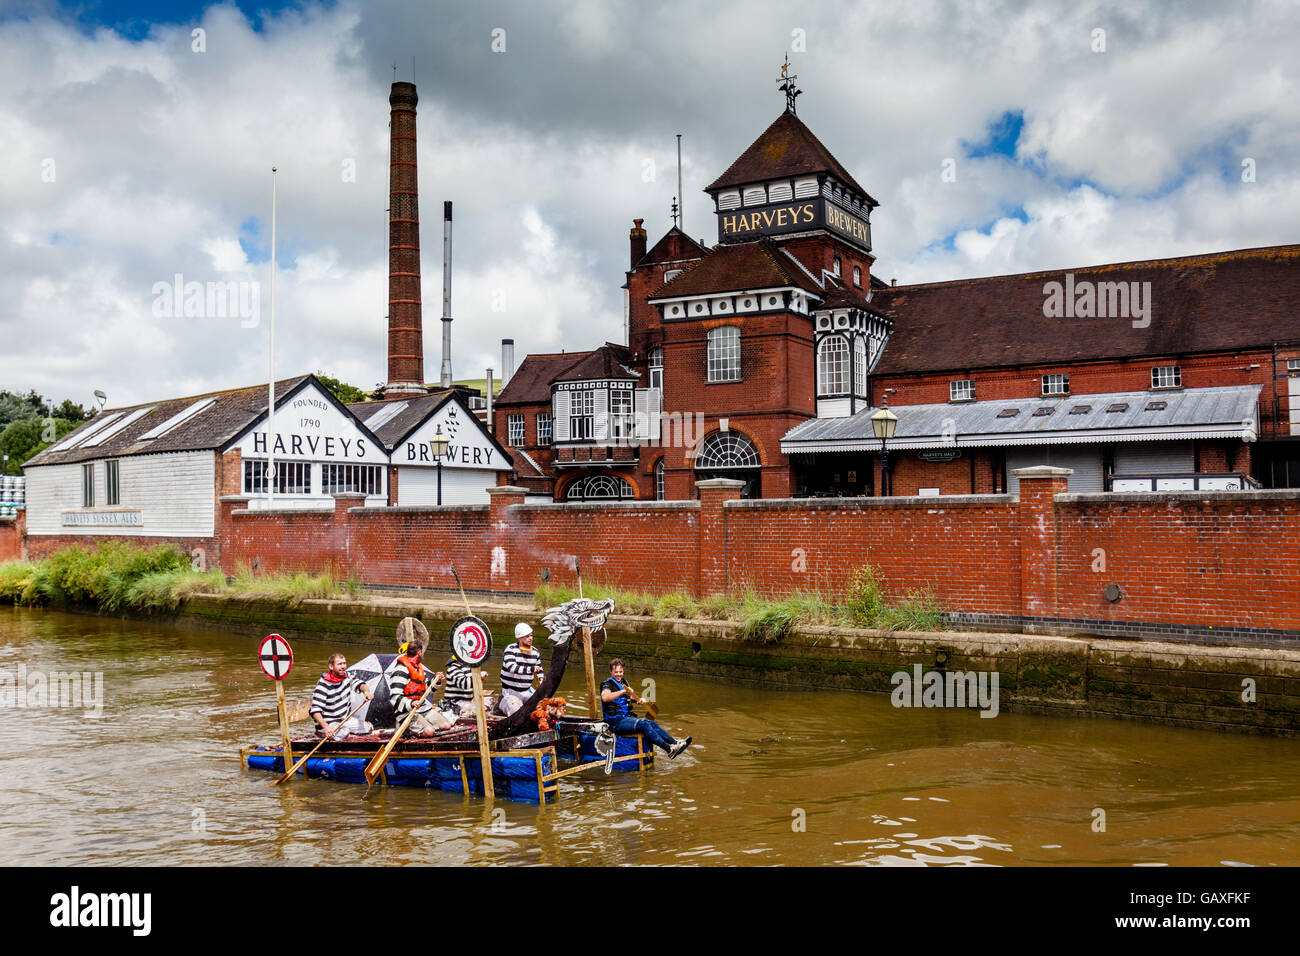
[606,715,675,752]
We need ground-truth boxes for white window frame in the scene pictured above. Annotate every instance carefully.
[853,265,862,288]
[322,463,383,496]
[1042,373,1069,396]
[507,414,525,447]
[610,388,634,440]
[649,347,664,390]
[243,459,312,495]
[818,335,849,396]
[536,413,553,446]
[570,390,595,441]
[950,379,975,402]
[853,338,868,397]
[105,459,120,506]
[1151,365,1182,389]
[654,458,665,501]
[707,326,741,383]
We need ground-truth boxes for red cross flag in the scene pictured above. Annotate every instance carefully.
[258,634,294,680]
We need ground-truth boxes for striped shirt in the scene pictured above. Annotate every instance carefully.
[500,641,541,694]
[310,673,364,725]
[387,657,435,717]
[444,659,474,704]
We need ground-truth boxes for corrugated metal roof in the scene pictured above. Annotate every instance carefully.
[782,385,1262,451]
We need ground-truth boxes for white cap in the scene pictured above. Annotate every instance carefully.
[514,622,533,639]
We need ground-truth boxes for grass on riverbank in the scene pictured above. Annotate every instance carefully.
[0,542,366,613]
[534,565,943,643]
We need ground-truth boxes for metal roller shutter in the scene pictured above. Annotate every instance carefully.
[1113,441,1194,475]
[1006,447,1105,493]
[398,468,496,506]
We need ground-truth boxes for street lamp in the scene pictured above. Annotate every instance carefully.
[870,398,898,496]
[429,427,449,506]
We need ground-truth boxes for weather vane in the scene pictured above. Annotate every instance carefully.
[776,53,801,115]
[671,195,679,228]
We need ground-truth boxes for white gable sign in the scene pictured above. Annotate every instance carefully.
[392,400,509,471]
[235,383,388,464]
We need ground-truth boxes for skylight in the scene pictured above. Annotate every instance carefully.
[81,407,154,447]
[50,412,124,451]
[363,401,409,430]
[138,397,217,440]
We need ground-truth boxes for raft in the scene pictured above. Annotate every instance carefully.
[241,721,653,802]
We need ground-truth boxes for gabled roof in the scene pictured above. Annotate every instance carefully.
[817,281,883,314]
[345,389,458,449]
[706,111,877,204]
[639,226,708,267]
[348,389,514,464]
[554,343,638,383]
[648,239,826,300]
[24,375,313,468]
[496,351,593,405]
[781,385,1262,452]
[871,244,1300,376]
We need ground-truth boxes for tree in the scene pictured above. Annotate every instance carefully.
[315,372,368,405]
[0,417,78,474]
[52,399,91,423]
[0,390,49,429]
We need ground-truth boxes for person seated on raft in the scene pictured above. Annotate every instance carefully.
[310,652,375,737]
[441,656,480,716]
[600,658,691,759]
[389,638,451,737]
[498,621,542,716]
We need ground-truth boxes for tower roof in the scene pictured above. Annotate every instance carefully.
[705,111,876,205]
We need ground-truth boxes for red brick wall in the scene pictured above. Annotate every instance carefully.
[210,479,1300,642]
[0,515,24,563]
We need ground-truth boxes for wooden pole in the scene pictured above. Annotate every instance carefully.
[275,680,294,772]
[582,626,599,720]
[471,668,495,801]
[272,695,369,785]
[364,678,439,786]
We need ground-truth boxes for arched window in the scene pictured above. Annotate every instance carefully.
[853,337,867,397]
[694,431,761,469]
[654,458,665,500]
[565,474,635,501]
[706,326,741,382]
[693,430,761,498]
[818,335,849,396]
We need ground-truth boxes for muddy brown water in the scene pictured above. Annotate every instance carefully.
[2,606,1298,866]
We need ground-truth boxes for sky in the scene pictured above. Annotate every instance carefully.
[1,0,1297,409]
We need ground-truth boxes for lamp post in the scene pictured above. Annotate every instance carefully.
[870,398,898,496]
[429,427,449,506]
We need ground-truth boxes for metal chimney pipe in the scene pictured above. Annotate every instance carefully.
[485,368,494,434]
[440,200,453,389]
[501,338,515,385]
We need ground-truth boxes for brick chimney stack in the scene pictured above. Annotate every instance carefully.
[385,81,425,396]
[630,218,647,268]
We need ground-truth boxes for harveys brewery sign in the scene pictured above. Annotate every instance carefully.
[718,197,872,251]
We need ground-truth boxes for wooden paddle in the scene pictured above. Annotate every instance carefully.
[622,679,659,719]
[272,695,370,786]
[363,676,440,787]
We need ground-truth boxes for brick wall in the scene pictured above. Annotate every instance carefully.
[0,514,24,563]
[208,474,1300,644]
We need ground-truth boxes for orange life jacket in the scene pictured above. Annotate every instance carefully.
[396,655,426,701]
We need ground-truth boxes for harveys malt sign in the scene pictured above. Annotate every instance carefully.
[718,197,871,250]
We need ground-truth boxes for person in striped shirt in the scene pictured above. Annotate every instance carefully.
[310,653,374,737]
[441,657,476,715]
[498,622,542,716]
[388,639,451,736]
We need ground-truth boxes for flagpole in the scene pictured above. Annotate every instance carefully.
[267,166,277,509]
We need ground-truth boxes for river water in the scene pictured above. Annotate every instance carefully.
[2,605,1298,867]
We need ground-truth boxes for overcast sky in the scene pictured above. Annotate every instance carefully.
[1,0,1297,409]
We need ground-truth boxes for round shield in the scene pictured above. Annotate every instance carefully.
[450,616,493,666]
[395,616,430,649]
[258,634,293,680]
